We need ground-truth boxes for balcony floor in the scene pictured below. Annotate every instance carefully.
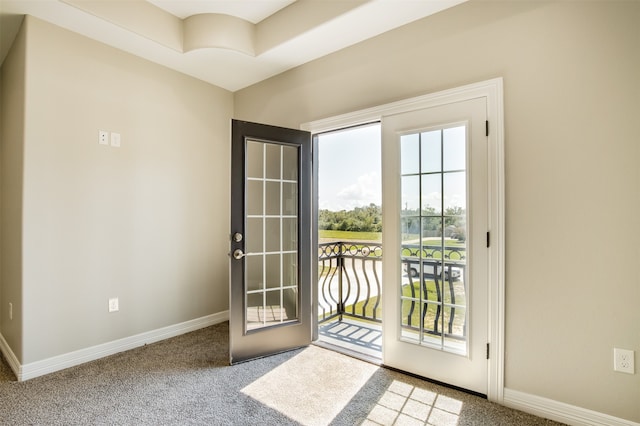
[316,317,382,363]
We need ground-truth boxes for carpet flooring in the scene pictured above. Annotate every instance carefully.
[0,322,563,425]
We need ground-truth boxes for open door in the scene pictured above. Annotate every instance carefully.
[229,120,312,364]
[382,98,489,395]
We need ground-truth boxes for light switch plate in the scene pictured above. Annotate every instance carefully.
[110,132,121,147]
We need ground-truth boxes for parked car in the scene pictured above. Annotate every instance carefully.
[403,260,461,281]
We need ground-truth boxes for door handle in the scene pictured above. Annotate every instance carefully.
[232,249,245,260]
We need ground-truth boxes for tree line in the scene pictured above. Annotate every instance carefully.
[319,204,466,241]
[319,203,382,232]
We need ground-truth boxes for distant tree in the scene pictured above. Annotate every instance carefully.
[320,204,465,238]
[319,203,382,232]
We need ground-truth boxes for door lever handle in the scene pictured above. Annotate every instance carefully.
[232,249,246,260]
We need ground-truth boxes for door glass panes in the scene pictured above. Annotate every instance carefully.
[401,175,420,214]
[401,133,420,175]
[245,140,299,331]
[399,126,468,355]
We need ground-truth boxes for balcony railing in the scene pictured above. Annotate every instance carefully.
[318,241,467,342]
[318,242,383,323]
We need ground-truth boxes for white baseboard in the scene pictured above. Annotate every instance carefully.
[4,311,228,382]
[0,331,21,379]
[503,388,639,426]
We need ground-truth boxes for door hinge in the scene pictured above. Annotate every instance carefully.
[486,343,490,359]
[485,120,489,137]
[486,231,490,248]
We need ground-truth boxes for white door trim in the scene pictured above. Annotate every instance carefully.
[302,78,505,402]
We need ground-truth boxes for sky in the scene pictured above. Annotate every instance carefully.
[317,123,381,211]
[316,122,467,213]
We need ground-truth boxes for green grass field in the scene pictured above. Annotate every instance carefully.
[347,280,466,335]
[319,230,382,241]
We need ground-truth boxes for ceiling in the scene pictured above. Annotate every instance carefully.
[0,0,466,92]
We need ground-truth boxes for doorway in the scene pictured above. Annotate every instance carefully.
[303,78,504,400]
[314,123,383,363]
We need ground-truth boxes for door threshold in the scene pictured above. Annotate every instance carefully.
[313,340,382,366]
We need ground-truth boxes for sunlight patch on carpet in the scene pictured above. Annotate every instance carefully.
[241,346,378,426]
[362,380,463,426]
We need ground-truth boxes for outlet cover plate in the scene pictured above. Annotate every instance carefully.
[99,130,109,145]
[108,297,119,313]
[614,348,635,374]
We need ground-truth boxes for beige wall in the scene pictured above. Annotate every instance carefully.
[0,16,26,361]
[0,1,638,422]
[235,1,640,422]
[8,16,232,364]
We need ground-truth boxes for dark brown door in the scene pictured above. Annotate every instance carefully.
[229,120,312,364]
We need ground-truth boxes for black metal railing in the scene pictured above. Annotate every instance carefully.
[401,243,466,261]
[318,241,467,341]
[318,242,383,323]
[401,258,467,341]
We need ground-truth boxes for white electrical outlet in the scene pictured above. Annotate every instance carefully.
[108,297,119,313]
[98,130,109,145]
[614,348,635,374]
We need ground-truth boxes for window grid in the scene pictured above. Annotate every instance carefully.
[400,126,468,354]
[246,141,299,331]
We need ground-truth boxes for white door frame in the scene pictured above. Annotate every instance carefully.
[302,78,505,402]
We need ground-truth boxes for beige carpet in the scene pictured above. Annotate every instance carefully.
[0,322,564,425]
[242,345,378,426]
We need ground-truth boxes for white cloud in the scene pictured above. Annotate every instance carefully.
[423,191,441,210]
[328,172,381,210]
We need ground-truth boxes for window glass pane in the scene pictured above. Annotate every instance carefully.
[401,175,420,215]
[282,287,298,321]
[401,217,421,244]
[282,145,298,181]
[421,130,441,173]
[246,141,263,179]
[401,133,420,175]
[265,218,280,252]
[422,217,442,249]
[246,293,264,330]
[264,290,283,326]
[246,180,263,216]
[422,301,441,339]
[246,218,263,254]
[421,174,441,215]
[443,126,466,171]
[423,260,444,279]
[282,252,298,287]
[282,218,297,251]
[400,298,420,343]
[265,181,280,215]
[443,306,467,354]
[265,144,281,180]
[443,172,466,211]
[282,182,298,216]
[246,256,263,291]
[265,254,281,289]
[445,218,466,260]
